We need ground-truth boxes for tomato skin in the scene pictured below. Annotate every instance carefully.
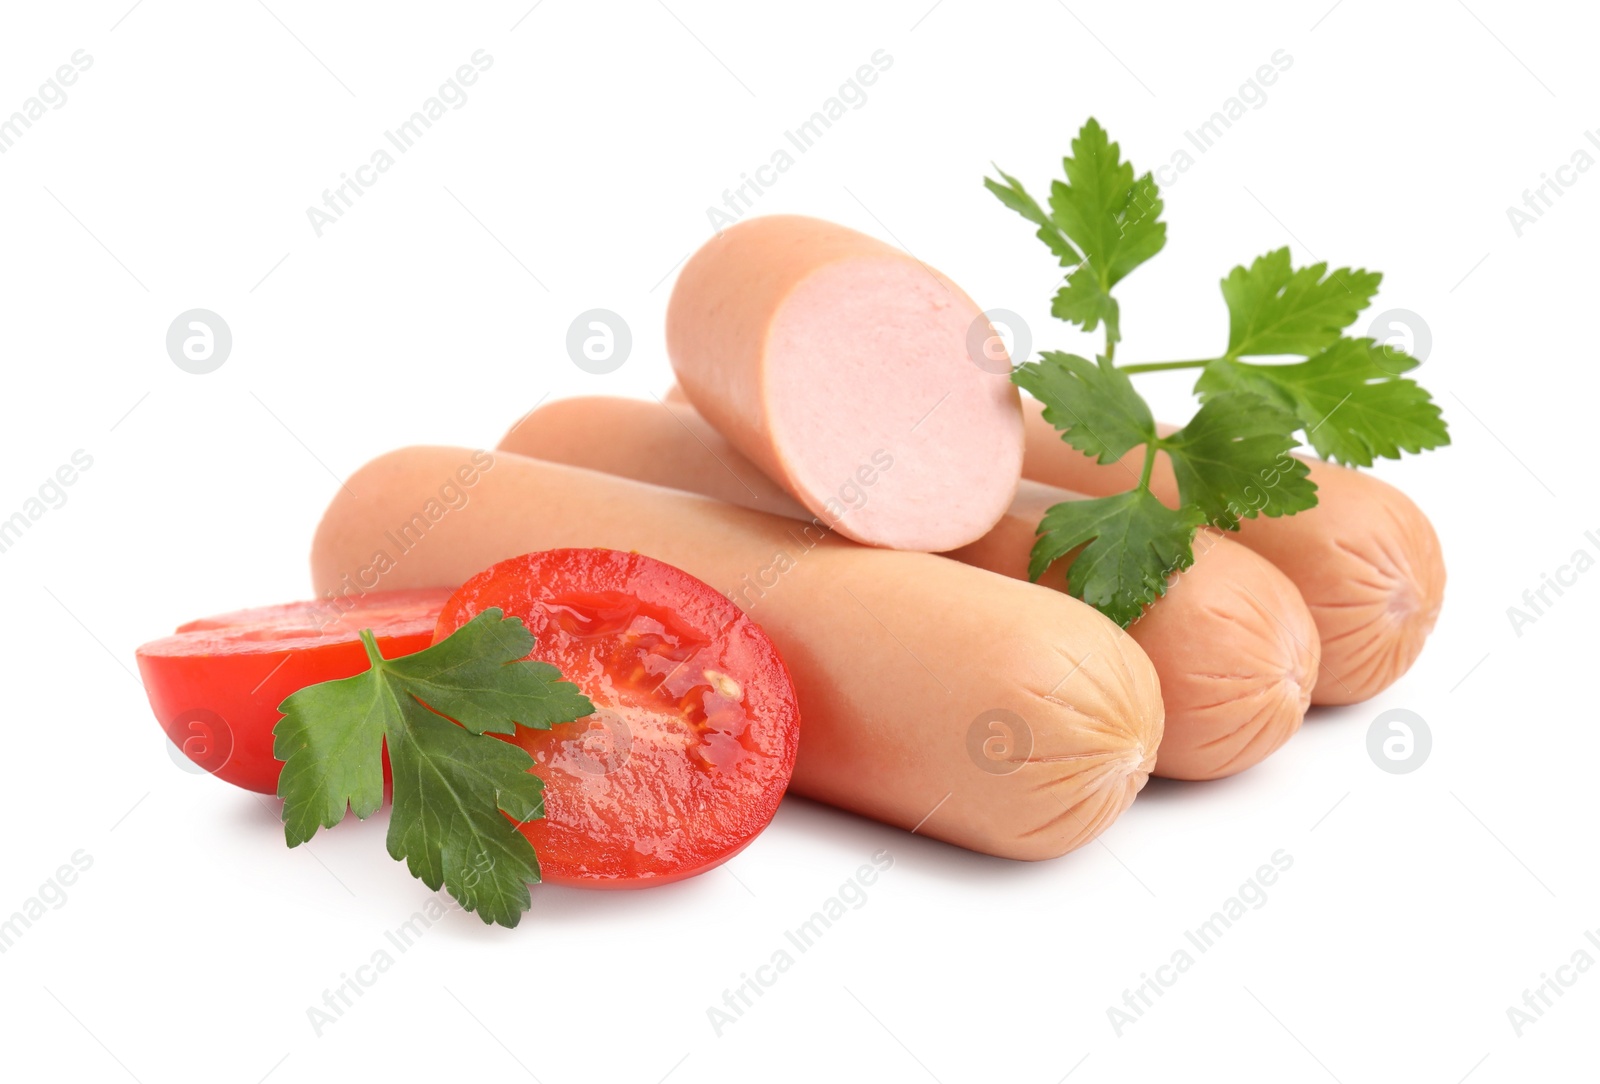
[136,590,451,793]
[434,548,800,889]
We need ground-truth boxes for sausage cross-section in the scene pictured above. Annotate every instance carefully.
[667,214,1023,552]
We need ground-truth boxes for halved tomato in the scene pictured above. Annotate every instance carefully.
[136,589,453,793]
[434,548,800,888]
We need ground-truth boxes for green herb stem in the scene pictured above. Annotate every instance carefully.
[357,628,384,669]
[1138,442,1157,490]
[1118,358,1216,375]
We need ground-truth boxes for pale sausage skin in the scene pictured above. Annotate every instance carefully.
[310,449,1163,861]
[666,214,1023,552]
[955,492,1317,781]
[501,397,1319,781]
[1020,399,1445,705]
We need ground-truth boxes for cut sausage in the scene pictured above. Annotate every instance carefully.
[310,448,1162,860]
[666,214,1023,552]
[1020,398,1444,705]
[501,397,1319,781]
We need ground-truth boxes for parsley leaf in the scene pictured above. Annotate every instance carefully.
[274,608,594,927]
[1221,248,1382,359]
[1159,392,1318,529]
[1196,249,1448,465]
[1051,266,1120,334]
[988,118,1166,343]
[1013,351,1154,464]
[1048,120,1167,282]
[1030,489,1204,627]
[1196,339,1451,467]
[993,118,1451,625]
[1015,353,1197,624]
[984,165,1081,266]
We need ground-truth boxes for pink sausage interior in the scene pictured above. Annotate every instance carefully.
[763,257,1022,551]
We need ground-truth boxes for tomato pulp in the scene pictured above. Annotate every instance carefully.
[434,548,800,888]
[136,589,453,793]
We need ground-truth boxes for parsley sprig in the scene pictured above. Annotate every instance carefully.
[989,119,1448,626]
[273,608,593,927]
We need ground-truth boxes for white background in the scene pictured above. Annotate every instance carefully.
[0,1,1594,1081]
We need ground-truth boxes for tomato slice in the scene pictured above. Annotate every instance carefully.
[136,589,453,794]
[434,548,800,889]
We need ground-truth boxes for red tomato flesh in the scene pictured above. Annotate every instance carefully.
[434,548,800,889]
[136,590,452,793]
